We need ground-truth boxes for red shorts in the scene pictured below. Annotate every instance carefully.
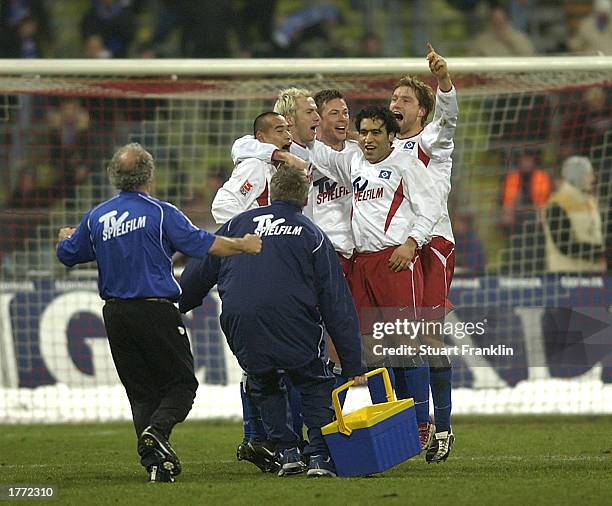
[420,236,455,320]
[349,246,424,332]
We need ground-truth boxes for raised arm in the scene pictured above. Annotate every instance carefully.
[403,157,442,247]
[56,212,96,267]
[420,44,458,160]
[231,134,277,164]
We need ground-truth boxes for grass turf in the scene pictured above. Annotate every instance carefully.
[1,416,610,505]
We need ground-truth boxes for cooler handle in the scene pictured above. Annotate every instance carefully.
[332,367,396,436]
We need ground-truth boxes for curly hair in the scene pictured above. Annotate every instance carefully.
[107,143,155,192]
[392,76,435,127]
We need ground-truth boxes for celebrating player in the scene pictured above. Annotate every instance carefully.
[301,106,442,450]
[389,44,458,462]
[212,112,302,223]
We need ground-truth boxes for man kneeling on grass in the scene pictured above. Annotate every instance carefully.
[179,165,366,477]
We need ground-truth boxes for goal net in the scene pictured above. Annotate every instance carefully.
[0,58,610,422]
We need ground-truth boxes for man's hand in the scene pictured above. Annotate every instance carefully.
[351,375,368,386]
[58,227,76,242]
[388,237,417,272]
[426,43,452,92]
[240,233,262,254]
[273,151,308,173]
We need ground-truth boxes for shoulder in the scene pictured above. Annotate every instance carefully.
[342,139,362,154]
[233,158,268,178]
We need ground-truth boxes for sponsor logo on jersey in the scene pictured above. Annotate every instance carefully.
[403,140,416,150]
[252,213,303,237]
[352,176,368,193]
[354,187,384,202]
[240,180,253,196]
[99,210,146,241]
[378,169,392,179]
[314,176,350,204]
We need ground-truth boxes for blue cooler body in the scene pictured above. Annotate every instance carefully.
[321,368,421,477]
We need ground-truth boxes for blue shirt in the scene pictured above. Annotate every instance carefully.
[179,201,365,377]
[57,191,215,300]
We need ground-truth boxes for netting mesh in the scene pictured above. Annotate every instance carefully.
[0,70,610,421]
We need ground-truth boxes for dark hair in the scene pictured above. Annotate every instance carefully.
[355,106,400,136]
[313,89,345,114]
[392,75,435,127]
[270,165,309,207]
[107,143,155,191]
[253,111,283,137]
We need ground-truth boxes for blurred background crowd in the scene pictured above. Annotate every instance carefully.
[1,0,611,59]
[0,0,610,278]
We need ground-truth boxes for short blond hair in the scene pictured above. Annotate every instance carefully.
[273,87,312,121]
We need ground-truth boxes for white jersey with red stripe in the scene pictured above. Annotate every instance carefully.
[231,135,356,256]
[308,140,441,253]
[393,86,457,244]
[211,157,276,225]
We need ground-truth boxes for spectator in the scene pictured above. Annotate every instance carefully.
[271,3,345,57]
[83,33,112,58]
[453,211,486,275]
[470,5,535,56]
[569,0,612,55]
[359,31,383,57]
[559,87,612,160]
[501,147,552,234]
[147,1,236,58]
[81,0,135,58]
[0,0,51,57]
[47,100,92,203]
[543,156,606,272]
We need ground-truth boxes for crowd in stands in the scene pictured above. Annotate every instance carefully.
[0,0,611,59]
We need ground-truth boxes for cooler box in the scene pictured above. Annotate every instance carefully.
[321,368,421,477]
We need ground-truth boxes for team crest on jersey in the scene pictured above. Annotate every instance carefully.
[240,180,253,196]
[403,141,415,150]
[378,169,392,180]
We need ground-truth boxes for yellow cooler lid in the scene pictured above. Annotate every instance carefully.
[322,398,414,436]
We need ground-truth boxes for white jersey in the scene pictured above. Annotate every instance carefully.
[231,135,356,257]
[211,157,277,225]
[310,140,359,258]
[393,86,457,243]
[309,140,441,253]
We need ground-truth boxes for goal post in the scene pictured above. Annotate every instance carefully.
[0,57,610,422]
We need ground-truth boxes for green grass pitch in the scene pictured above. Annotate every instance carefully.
[1,416,610,505]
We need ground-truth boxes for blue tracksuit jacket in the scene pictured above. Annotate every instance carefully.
[179,200,364,377]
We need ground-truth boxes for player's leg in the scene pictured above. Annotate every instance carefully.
[247,370,302,476]
[237,373,279,472]
[365,248,433,449]
[350,252,397,403]
[420,237,456,462]
[288,358,337,477]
